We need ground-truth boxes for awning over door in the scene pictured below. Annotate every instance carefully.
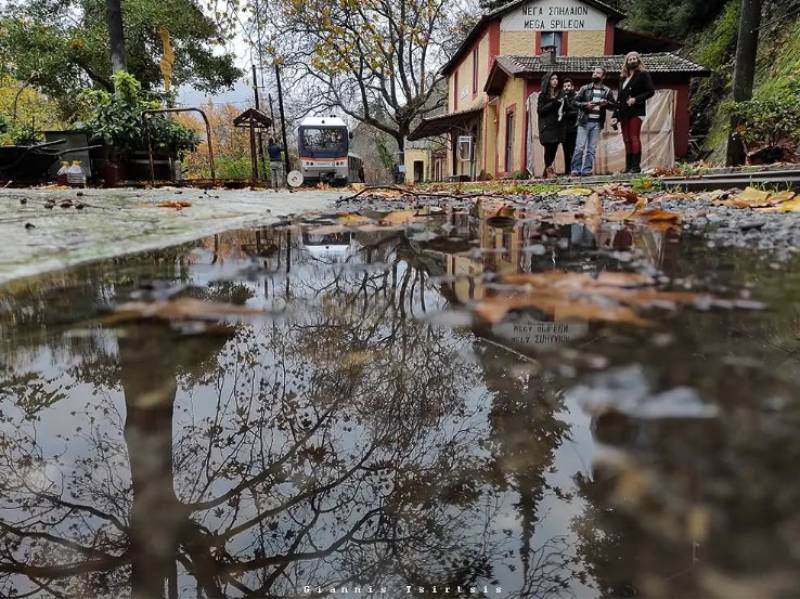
[407,107,483,141]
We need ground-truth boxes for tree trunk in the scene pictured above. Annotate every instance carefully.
[726,0,762,166]
[106,0,128,74]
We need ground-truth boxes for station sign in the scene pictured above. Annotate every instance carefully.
[500,0,607,31]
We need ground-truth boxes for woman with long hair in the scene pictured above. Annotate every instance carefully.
[537,72,565,179]
[613,51,655,173]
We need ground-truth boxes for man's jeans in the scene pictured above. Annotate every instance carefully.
[570,121,602,176]
[270,161,285,189]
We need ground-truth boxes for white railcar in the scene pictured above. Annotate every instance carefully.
[297,116,364,185]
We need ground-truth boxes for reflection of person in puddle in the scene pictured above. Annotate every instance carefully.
[612,227,634,250]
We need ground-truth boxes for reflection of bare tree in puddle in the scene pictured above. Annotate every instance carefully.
[0,280,502,597]
[474,341,577,598]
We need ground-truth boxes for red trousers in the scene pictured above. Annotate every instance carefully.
[621,116,643,154]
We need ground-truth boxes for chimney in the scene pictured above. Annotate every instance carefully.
[541,45,557,65]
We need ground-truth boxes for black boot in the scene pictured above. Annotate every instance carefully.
[631,153,642,173]
[624,153,633,174]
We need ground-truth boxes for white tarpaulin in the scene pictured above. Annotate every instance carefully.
[526,88,675,176]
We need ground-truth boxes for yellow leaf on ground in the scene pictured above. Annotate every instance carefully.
[737,186,772,203]
[337,213,372,224]
[725,186,781,208]
[559,187,594,196]
[773,196,800,212]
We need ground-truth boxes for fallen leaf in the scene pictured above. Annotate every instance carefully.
[107,297,263,324]
[599,184,641,204]
[631,208,681,223]
[471,270,745,328]
[474,294,652,327]
[350,182,366,192]
[337,213,373,224]
[380,209,423,225]
[158,200,192,209]
[559,187,594,196]
[770,191,796,204]
[759,196,800,213]
[735,186,771,204]
[503,271,655,291]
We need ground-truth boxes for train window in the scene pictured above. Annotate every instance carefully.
[300,128,347,152]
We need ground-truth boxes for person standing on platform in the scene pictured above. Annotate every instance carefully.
[267,138,285,190]
[570,66,616,177]
[537,72,565,179]
[560,78,579,175]
[612,51,655,173]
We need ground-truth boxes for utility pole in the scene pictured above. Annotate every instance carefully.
[275,61,291,176]
[252,64,267,180]
[252,0,268,180]
[726,0,762,166]
[268,93,277,139]
[105,0,127,73]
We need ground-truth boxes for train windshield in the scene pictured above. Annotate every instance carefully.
[299,127,348,156]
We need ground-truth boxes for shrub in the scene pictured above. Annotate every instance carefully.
[80,72,199,159]
[723,91,800,152]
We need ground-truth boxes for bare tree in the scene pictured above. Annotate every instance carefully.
[255,0,476,156]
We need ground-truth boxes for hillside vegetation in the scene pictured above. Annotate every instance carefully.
[619,0,800,163]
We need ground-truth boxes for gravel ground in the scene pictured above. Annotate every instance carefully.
[334,190,800,262]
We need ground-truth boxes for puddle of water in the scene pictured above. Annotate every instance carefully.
[1,208,800,598]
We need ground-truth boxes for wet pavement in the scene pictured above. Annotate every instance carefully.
[1,196,800,598]
[0,187,339,285]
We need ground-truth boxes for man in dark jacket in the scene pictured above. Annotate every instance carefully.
[560,78,579,175]
[267,138,285,190]
[570,67,616,177]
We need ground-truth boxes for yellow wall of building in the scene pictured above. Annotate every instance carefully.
[482,102,498,177]
[499,31,536,55]
[448,32,491,113]
[567,30,606,56]
[404,149,431,184]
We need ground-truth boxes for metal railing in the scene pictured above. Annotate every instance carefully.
[142,108,216,184]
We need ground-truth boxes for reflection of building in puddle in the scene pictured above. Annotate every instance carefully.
[561,221,680,274]
[445,218,527,302]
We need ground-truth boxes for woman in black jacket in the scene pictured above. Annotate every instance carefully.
[537,72,565,179]
[612,51,655,173]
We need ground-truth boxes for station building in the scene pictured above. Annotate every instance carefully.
[405,0,710,182]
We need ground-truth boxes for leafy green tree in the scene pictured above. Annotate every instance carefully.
[0,0,241,119]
